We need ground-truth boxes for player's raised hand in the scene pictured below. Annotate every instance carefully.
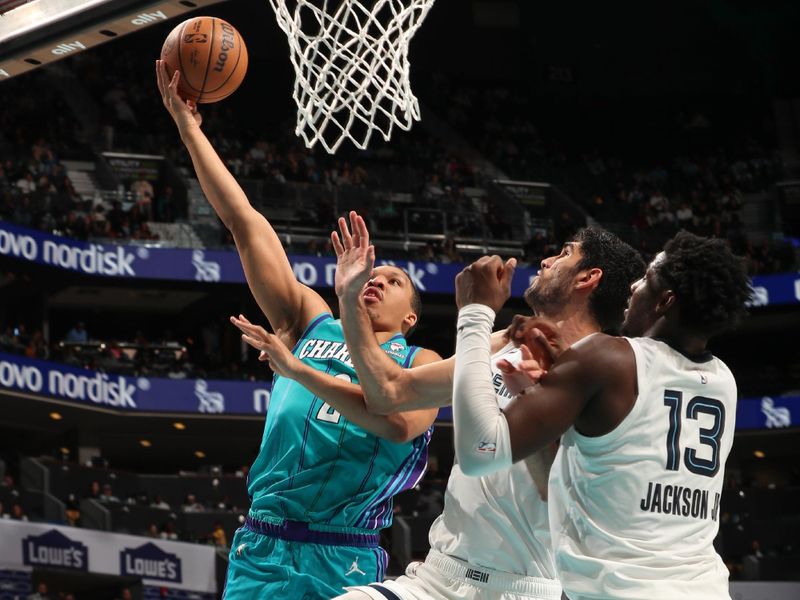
[230,314,301,379]
[332,210,375,300]
[455,255,516,312]
[155,59,202,133]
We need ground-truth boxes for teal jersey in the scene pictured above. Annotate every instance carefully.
[248,313,430,531]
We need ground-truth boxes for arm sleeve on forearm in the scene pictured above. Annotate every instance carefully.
[453,304,513,477]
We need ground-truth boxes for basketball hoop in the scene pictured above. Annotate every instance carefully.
[268,0,436,153]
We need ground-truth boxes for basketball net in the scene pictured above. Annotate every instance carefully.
[268,0,436,153]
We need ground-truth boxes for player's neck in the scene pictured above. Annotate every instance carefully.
[541,304,600,346]
[374,330,402,344]
[648,320,708,356]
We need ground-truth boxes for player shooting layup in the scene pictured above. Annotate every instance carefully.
[452,232,750,599]
[156,62,442,599]
[246,214,643,600]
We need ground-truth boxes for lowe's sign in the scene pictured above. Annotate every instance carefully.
[1,221,796,303]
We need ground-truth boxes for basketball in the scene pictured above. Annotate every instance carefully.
[160,16,248,104]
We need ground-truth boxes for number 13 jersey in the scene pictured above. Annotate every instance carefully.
[549,337,736,600]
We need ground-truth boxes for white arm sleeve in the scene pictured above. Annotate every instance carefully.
[453,303,513,477]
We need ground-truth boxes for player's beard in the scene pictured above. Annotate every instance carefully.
[524,271,574,316]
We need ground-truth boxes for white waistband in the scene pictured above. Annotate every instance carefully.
[425,550,562,599]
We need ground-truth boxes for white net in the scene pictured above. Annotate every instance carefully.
[269,0,436,153]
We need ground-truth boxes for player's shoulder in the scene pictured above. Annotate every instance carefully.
[570,332,629,355]
[567,333,634,376]
[411,347,444,367]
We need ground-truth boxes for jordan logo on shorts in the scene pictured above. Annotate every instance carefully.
[345,558,366,577]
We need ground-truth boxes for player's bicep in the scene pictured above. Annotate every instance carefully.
[503,345,600,461]
[234,218,331,335]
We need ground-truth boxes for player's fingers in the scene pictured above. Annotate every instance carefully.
[349,211,361,246]
[496,359,515,374]
[356,213,369,249]
[331,231,344,256]
[519,343,534,360]
[241,334,263,350]
[366,245,376,270]
[338,216,353,249]
[258,350,269,362]
[502,257,517,287]
[529,328,559,360]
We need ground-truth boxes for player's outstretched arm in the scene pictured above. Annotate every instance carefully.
[156,61,328,341]
[333,212,453,413]
[232,315,438,442]
[451,257,633,476]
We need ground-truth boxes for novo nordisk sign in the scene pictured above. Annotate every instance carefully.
[0,351,269,415]
[0,221,796,303]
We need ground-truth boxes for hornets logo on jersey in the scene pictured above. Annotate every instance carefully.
[247,313,431,531]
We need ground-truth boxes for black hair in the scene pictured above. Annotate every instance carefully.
[572,226,646,333]
[403,269,422,338]
[654,231,751,337]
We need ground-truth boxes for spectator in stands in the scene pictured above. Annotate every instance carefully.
[99,483,120,504]
[87,480,101,500]
[25,330,48,360]
[0,501,9,519]
[89,204,110,238]
[150,494,170,510]
[181,493,204,513]
[211,521,227,548]
[11,502,28,521]
[146,522,159,538]
[26,582,50,600]
[160,520,178,540]
[439,236,462,264]
[65,322,88,343]
[113,588,132,600]
[64,494,80,527]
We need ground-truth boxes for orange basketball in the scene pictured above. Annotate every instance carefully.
[160,16,248,104]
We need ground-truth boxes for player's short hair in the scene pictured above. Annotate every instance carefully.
[403,269,422,338]
[654,231,751,337]
[572,227,646,333]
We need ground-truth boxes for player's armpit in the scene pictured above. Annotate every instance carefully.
[232,215,331,340]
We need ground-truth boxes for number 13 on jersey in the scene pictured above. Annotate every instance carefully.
[663,389,726,477]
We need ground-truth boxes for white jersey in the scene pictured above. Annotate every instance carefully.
[428,342,557,579]
[549,337,735,600]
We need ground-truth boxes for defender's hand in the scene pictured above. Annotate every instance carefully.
[455,256,516,312]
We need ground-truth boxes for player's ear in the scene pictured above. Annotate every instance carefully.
[656,289,676,315]
[403,311,418,332]
[575,267,602,291]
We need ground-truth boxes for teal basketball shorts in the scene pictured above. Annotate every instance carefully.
[223,515,389,599]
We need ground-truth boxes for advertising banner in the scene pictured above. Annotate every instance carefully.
[0,222,796,304]
[0,520,216,593]
[0,351,270,416]
[0,352,796,430]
